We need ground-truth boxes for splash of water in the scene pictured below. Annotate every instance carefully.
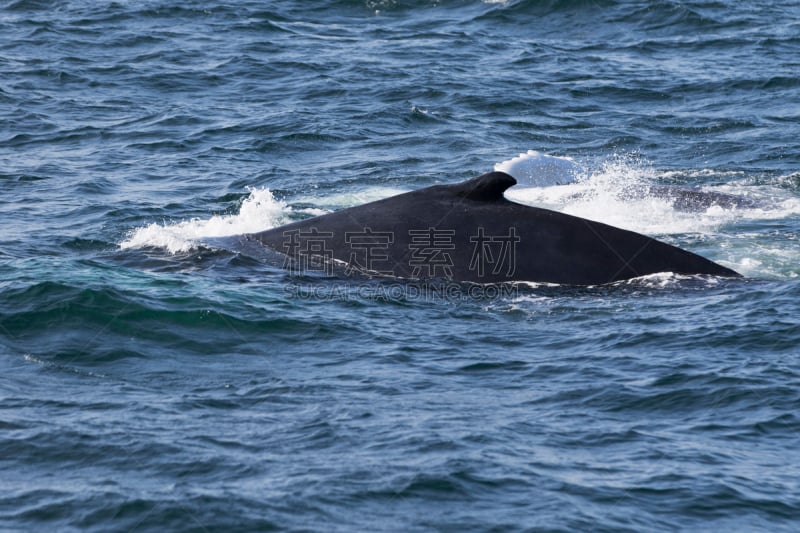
[119,154,799,279]
[120,187,289,253]
[494,150,584,187]
[503,152,799,235]
[502,151,800,279]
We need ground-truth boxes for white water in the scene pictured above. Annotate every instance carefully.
[494,149,584,187]
[120,151,799,278]
[502,152,799,236]
[120,187,291,253]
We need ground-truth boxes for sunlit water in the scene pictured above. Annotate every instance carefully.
[2,1,799,531]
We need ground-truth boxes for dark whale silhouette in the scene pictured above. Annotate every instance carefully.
[637,185,764,211]
[559,185,764,211]
[243,172,740,285]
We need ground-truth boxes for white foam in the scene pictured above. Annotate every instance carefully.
[120,187,290,253]
[494,150,584,187]
[716,238,800,279]
[501,151,800,280]
[120,155,799,280]
[503,153,777,235]
[118,185,409,254]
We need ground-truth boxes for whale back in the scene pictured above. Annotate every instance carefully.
[246,172,739,284]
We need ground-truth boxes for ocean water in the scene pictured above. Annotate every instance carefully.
[1,0,799,531]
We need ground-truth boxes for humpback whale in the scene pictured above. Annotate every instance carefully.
[242,172,740,285]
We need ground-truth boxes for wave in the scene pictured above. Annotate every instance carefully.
[120,187,290,253]
[502,152,800,278]
[119,150,799,279]
[0,280,362,364]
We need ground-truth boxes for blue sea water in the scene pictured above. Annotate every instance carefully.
[1,0,800,531]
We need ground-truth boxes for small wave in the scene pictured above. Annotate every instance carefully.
[495,150,584,187]
[716,237,800,280]
[504,151,800,236]
[120,187,290,253]
[504,154,732,235]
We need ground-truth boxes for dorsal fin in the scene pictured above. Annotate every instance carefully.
[451,171,517,201]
